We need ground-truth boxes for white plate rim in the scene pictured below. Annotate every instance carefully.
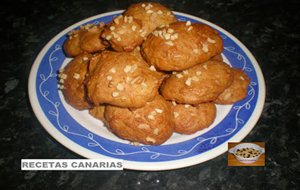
[28,10,266,171]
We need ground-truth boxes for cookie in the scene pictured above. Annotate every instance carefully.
[215,68,250,104]
[64,23,107,57]
[87,51,165,108]
[58,54,92,110]
[161,61,233,104]
[170,102,216,134]
[105,95,173,145]
[141,22,223,71]
[124,2,177,37]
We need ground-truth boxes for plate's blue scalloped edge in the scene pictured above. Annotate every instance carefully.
[36,13,259,162]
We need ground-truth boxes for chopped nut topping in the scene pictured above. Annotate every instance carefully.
[158,30,163,38]
[149,65,156,71]
[131,64,138,73]
[207,37,216,43]
[155,108,163,113]
[186,21,191,26]
[185,78,192,86]
[106,75,113,81]
[146,137,156,143]
[185,104,190,108]
[116,83,124,91]
[157,10,163,15]
[112,32,119,39]
[153,128,159,135]
[170,33,178,40]
[192,76,199,81]
[187,26,193,31]
[131,25,137,31]
[150,111,157,116]
[139,29,147,37]
[58,84,64,90]
[83,57,89,61]
[167,28,174,34]
[110,26,115,31]
[59,79,64,84]
[124,65,132,73]
[141,3,146,7]
[172,101,177,106]
[147,114,155,120]
[83,24,94,30]
[125,76,132,83]
[146,10,154,14]
[159,24,165,28]
[196,71,202,76]
[110,67,116,73]
[173,112,179,118]
[183,70,189,75]
[112,92,119,97]
[164,33,171,40]
[60,73,68,80]
[114,15,122,25]
[132,142,140,146]
[202,44,208,52]
[105,35,112,40]
[138,124,150,129]
[240,76,245,80]
[124,16,128,23]
[152,30,158,36]
[193,49,199,53]
[176,74,183,78]
[203,64,208,70]
[127,16,133,23]
[145,3,153,10]
[117,37,121,41]
[165,41,174,46]
[73,73,80,80]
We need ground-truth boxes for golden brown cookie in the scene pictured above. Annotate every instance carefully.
[87,51,165,108]
[161,61,233,104]
[101,15,144,52]
[124,2,177,37]
[141,22,223,71]
[211,54,223,62]
[215,69,250,104]
[58,54,92,110]
[170,102,216,134]
[89,105,106,124]
[105,95,173,145]
[64,23,107,57]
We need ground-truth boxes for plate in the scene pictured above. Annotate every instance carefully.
[28,11,265,171]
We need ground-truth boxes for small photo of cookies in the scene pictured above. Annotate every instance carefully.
[228,142,265,166]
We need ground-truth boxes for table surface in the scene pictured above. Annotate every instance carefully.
[0,0,299,189]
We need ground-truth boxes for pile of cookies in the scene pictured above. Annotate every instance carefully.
[58,2,250,145]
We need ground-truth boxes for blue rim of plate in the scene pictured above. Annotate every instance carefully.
[28,11,266,171]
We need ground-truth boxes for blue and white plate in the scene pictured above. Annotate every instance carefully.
[28,11,266,171]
